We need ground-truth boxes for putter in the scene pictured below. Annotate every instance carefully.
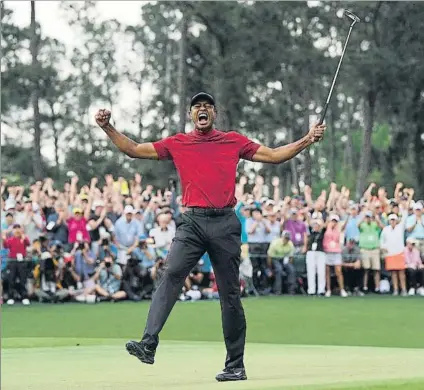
[318,9,360,125]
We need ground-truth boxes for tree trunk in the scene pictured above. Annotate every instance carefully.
[30,1,44,180]
[356,91,376,199]
[177,12,188,133]
[165,40,172,134]
[48,102,60,173]
[303,112,312,187]
[213,39,230,130]
[345,105,354,170]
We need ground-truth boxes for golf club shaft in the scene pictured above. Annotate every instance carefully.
[318,24,355,125]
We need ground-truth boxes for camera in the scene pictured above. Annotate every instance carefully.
[104,261,112,269]
[78,242,85,250]
[65,262,73,269]
[127,256,139,267]
[138,240,147,249]
[101,238,109,246]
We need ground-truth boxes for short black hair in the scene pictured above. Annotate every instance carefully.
[190,92,215,108]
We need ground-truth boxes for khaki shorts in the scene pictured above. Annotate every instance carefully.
[361,249,381,271]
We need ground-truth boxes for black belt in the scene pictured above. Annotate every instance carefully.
[185,207,234,216]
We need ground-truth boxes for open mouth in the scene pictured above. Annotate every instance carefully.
[198,112,208,125]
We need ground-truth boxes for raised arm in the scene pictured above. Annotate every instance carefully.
[95,109,158,160]
[251,123,326,164]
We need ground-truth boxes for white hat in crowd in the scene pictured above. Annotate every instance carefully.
[413,203,423,211]
[124,205,135,214]
[92,200,105,210]
[388,214,398,221]
[406,237,418,245]
[329,214,340,222]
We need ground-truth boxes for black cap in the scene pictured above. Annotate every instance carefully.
[190,92,215,108]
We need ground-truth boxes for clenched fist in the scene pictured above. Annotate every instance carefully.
[95,109,111,128]
[308,122,326,143]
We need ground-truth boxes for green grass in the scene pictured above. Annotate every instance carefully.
[2,296,424,389]
[3,296,424,348]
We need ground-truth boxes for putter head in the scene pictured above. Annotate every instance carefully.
[344,9,360,25]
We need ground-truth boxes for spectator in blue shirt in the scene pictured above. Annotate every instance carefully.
[114,205,143,266]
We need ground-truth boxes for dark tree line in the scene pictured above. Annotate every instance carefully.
[1,1,424,198]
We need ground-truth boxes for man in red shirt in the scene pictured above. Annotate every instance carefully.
[95,92,325,382]
[3,224,31,305]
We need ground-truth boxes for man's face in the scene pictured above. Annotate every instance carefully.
[350,207,358,217]
[13,226,22,237]
[415,208,422,218]
[158,215,169,229]
[267,214,277,223]
[190,100,216,131]
[252,210,262,221]
[6,214,13,225]
[407,242,415,250]
[24,202,32,212]
[389,218,397,227]
[125,212,133,222]
[95,205,103,216]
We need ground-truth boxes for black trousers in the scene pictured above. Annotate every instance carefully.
[343,268,363,291]
[7,260,29,299]
[141,209,246,369]
[406,268,424,288]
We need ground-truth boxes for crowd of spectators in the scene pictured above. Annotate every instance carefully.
[1,174,423,306]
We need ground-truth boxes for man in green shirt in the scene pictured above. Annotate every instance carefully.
[267,231,296,295]
[358,210,385,293]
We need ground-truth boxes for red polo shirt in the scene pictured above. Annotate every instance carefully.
[4,236,30,259]
[153,129,261,208]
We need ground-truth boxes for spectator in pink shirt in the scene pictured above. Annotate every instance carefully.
[67,207,90,244]
[404,237,424,296]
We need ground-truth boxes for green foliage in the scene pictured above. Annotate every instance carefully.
[1,1,424,196]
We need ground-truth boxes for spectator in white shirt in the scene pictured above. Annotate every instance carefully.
[380,214,407,296]
[14,200,45,244]
[149,213,175,257]
[265,208,281,243]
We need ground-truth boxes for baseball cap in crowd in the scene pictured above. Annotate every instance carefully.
[63,253,73,264]
[413,203,423,211]
[289,208,298,215]
[311,211,323,220]
[281,230,291,239]
[388,214,398,221]
[92,200,105,209]
[365,211,373,217]
[12,223,21,229]
[32,203,40,212]
[190,92,215,108]
[406,237,418,245]
[73,207,82,214]
[124,205,135,214]
[265,199,275,207]
[329,214,340,222]
[80,194,89,201]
